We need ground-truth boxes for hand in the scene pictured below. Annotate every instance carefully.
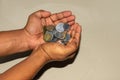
[24,10,75,49]
[34,23,82,61]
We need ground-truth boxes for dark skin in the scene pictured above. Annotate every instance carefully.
[0,10,82,80]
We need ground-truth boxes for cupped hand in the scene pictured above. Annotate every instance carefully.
[35,23,82,61]
[24,10,75,49]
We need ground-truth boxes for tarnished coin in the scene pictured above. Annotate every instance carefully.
[60,31,67,39]
[62,34,71,44]
[63,23,70,30]
[55,23,64,32]
[64,33,71,41]
[45,25,55,31]
[44,31,53,42]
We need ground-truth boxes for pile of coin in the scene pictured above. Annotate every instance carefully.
[43,23,71,45]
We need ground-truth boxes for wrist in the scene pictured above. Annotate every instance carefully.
[31,46,52,63]
[17,29,31,51]
[23,28,35,50]
[23,28,42,50]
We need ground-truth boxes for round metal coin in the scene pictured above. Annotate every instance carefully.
[54,32,63,39]
[45,25,55,31]
[64,33,71,41]
[63,23,70,30]
[54,31,66,39]
[44,31,53,42]
[61,34,71,44]
[55,23,64,32]
[60,31,67,39]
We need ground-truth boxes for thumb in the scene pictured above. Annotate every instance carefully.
[33,10,51,19]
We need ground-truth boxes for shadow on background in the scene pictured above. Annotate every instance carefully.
[0,47,80,80]
[0,50,32,63]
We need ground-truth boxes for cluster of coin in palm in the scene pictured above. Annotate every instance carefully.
[43,23,71,45]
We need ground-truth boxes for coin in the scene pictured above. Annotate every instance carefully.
[43,23,71,44]
[44,31,53,42]
[54,32,62,39]
[62,33,71,44]
[60,31,67,39]
[45,25,55,31]
[52,29,58,35]
[51,37,58,42]
[63,23,70,30]
[64,33,71,41]
[54,31,66,39]
[55,23,64,32]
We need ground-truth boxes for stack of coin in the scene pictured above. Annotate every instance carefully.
[43,23,71,45]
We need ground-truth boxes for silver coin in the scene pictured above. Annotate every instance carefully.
[54,31,67,39]
[63,23,70,30]
[55,23,64,32]
[62,33,71,44]
[64,33,71,41]
[54,32,63,39]
[52,29,58,35]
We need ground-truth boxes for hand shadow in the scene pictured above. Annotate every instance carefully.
[0,46,80,80]
[0,50,32,63]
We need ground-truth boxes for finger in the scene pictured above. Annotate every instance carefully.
[41,18,46,27]
[66,20,75,35]
[69,30,75,43]
[59,15,75,23]
[54,15,75,25]
[71,23,81,47]
[65,23,81,55]
[50,11,72,22]
[74,23,82,46]
[68,24,76,42]
[33,10,51,18]
[68,21,75,26]
[45,17,54,26]
[69,23,74,31]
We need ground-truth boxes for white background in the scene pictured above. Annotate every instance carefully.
[0,0,120,80]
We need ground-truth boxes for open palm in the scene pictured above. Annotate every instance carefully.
[24,10,75,49]
[39,23,81,61]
